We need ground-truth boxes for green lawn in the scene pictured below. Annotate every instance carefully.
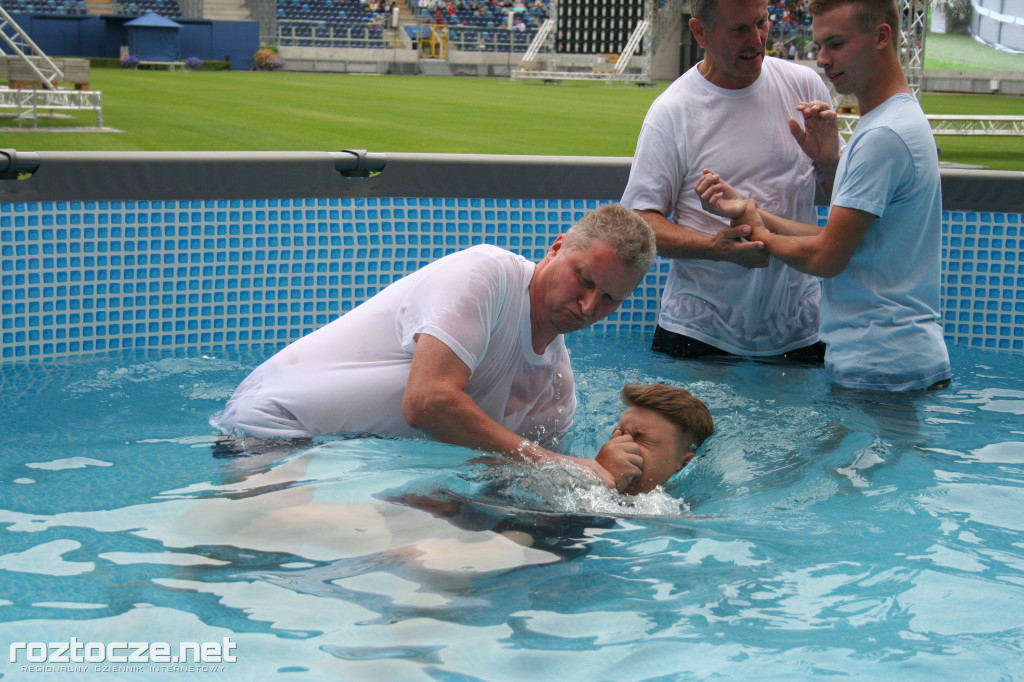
[5,45,1024,169]
[10,70,663,156]
[921,92,1024,168]
[924,31,1024,71]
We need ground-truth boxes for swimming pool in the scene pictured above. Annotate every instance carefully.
[2,332,1022,680]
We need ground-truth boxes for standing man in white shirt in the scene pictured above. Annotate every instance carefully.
[622,0,841,361]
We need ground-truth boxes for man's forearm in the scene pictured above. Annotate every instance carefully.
[403,334,621,488]
[814,160,838,198]
[404,384,549,460]
[407,386,628,489]
[757,207,823,237]
[752,230,828,276]
[637,209,768,268]
[638,209,717,260]
[743,201,871,278]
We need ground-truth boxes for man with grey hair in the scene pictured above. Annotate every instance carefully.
[212,203,657,491]
[622,0,840,361]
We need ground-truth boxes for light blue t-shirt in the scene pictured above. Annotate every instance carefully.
[822,93,951,390]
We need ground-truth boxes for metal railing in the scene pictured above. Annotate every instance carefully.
[278,20,390,48]
[423,24,534,53]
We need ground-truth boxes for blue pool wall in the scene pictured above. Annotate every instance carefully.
[2,151,1023,362]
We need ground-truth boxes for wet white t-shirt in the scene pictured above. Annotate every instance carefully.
[212,245,576,446]
[622,57,828,355]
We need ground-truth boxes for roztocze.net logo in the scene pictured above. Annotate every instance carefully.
[10,637,237,673]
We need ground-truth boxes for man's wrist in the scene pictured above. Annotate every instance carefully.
[513,438,550,464]
[812,159,838,182]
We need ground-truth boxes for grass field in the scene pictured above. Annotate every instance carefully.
[5,33,1024,169]
[924,31,1024,72]
[10,71,666,155]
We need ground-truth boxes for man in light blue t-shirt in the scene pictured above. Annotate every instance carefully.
[695,0,951,391]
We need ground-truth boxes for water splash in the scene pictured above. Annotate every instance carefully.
[438,460,690,520]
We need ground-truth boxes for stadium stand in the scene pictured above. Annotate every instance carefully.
[277,0,392,47]
[0,0,87,14]
[394,0,546,52]
[768,0,811,28]
[4,0,813,57]
[443,25,534,52]
[766,0,812,54]
[0,0,182,15]
[116,0,182,17]
[276,0,545,50]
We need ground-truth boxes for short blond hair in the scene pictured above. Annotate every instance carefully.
[621,382,714,451]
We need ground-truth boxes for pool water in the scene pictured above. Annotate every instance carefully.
[1,333,1022,680]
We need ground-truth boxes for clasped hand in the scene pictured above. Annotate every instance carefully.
[694,169,747,219]
[595,429,643,493]
[693,169,768,268]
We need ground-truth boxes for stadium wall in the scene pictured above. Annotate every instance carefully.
[9,13,259,69]
[924,69,1024,95]
[971,0,1024,53]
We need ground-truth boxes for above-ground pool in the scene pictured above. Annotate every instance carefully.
[2,154,1023,679]
[2,332,1022,680]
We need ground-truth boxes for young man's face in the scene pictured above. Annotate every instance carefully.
[530,236,641,341]
[813,3,880,96]
[690,0,770,89]
[615,405,696,495]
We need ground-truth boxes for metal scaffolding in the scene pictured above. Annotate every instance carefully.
[839,113,1024,137]
[0,5,61,90]
[0,87,103,128]
[0,5,104,128]
[512,0,652,84]
[901,0,927,97]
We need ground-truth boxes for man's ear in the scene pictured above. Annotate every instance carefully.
[679,451,696,470]
[874,22,892,50]
[546,234,566,257]
[689,17,707,46]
